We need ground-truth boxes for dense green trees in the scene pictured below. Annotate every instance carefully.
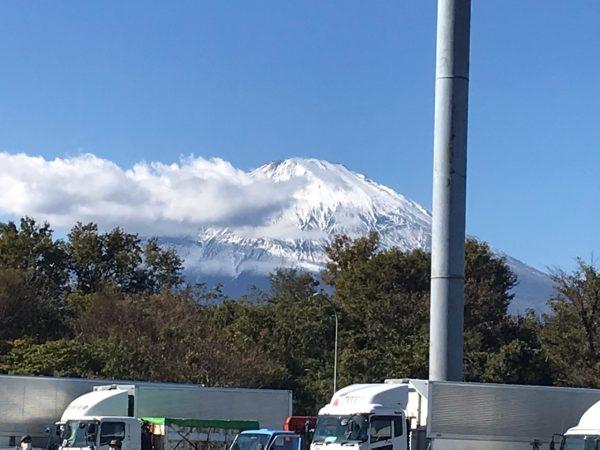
[541,260,600,386]
[0,218,70,341]
[323,232,430,384]
[0,217,598,414]
[323,233,553,387]
[68,222,183,294]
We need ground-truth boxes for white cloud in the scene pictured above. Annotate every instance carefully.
[0,152,303,236]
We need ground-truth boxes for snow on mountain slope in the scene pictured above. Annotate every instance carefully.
[169,157,553,313]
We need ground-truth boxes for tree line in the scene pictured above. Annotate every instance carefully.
[0,217,598,413]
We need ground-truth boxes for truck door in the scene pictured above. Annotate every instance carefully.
[369,416,406,450]
[98,421,126,450]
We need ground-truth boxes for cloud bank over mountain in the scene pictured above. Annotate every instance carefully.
[0,152,303,235]
[0,152,554,312]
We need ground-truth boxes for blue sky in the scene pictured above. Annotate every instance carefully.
[1,1,599,271]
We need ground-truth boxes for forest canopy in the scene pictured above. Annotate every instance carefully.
[0,218,597,413]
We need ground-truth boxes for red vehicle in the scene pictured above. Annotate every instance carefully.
[283,416,316,450]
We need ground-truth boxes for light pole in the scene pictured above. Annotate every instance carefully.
[314,292,338,395]
[429,0,471,382]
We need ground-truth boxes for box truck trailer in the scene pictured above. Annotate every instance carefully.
[310,379,600,450]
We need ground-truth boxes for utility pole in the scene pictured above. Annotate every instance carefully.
[330,304,338,394]
[429,0,472,382]
[317,292,339,394]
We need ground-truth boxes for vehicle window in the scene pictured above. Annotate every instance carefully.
[369,417,392,443]
[312,415,368,444]
[230,433,271,450]
[272,436,299,450]
[100,422,126,446]
[560,436,598,450]
[64,420,98,448]
[393,417,403,437]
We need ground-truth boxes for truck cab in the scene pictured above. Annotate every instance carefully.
[557,400,600,450]
[58,385,140,450]
[230,430,301,450]
[60,417,141,450]
[310,384,408,450]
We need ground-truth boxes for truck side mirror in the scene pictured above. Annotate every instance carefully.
[550,433,563,450]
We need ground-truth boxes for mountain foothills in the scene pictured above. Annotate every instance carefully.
[167,158,553,313]
[0,216,598,412]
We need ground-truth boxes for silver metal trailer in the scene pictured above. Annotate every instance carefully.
[419,381,600,449]
[0,375,292,449]
[112,384,291,425]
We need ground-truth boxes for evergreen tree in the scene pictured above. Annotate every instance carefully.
[0,218,70,303]
[0,218,70,340]
[143,238,184,291]
[323,233,431,384]
[68,222,105,293]
[68,222,183,294]
[541,260,600,387]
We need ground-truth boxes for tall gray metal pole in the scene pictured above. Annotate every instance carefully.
[332,311,338,394]
[318,292,339,394]
[429,0,471,382]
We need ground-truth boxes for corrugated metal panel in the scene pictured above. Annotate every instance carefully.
[429,439,540,450]
[427,381,600,442]
[0,376,103,437]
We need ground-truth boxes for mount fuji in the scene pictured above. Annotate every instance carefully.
[162,158,554,314]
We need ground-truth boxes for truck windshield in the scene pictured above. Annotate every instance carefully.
[64,420,98,448]
[313,415,368,443]
[560,436,599,450]
[230,433,271,450]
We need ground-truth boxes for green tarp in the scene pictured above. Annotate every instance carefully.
[142,417,259,431]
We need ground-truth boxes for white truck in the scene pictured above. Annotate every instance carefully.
[56,384,292,450]
[310,379,600,450]
[0,375,291,450]
[553,400,600,449]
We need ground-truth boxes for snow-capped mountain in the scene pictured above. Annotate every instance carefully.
[165,157,554,313]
